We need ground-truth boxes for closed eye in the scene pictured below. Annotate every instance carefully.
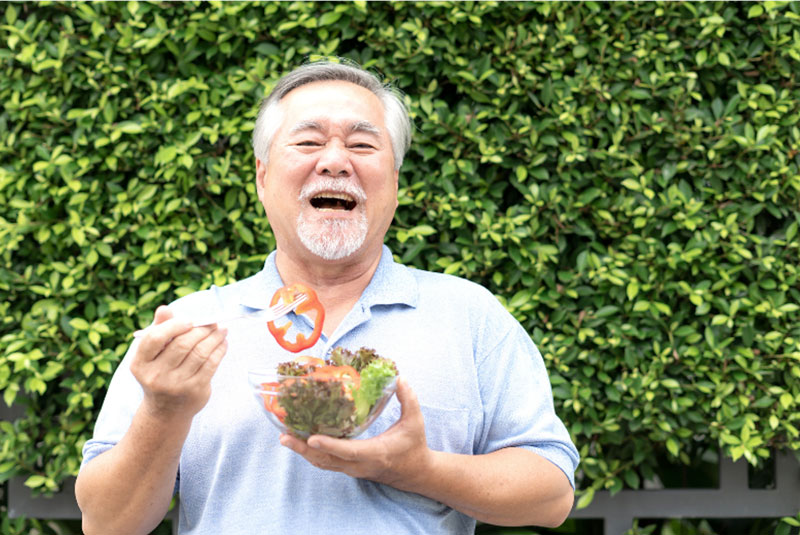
[296,140,322,147]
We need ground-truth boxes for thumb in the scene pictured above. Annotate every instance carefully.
[395,377,421,419]
[153,305,174,325]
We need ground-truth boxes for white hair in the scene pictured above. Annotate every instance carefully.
[252,60,412,171]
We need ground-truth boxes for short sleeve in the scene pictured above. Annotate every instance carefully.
[475,320,579,488]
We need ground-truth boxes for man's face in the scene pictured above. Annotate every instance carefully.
[256,80,399,262]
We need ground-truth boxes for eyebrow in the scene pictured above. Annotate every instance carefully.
[288,120,323,135]
[288,119,381,137]
[348,120,381,137]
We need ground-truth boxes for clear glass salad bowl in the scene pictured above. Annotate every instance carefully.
[248,369,398,439]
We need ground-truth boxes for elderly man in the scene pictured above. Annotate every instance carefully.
[76,61,579,534]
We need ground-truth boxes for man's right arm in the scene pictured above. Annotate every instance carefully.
[75,306,228,534]
[75,403,192,534]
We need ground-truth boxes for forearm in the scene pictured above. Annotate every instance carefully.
[75,403,192,535]
[405,447,574,527]
[283,379,574,526]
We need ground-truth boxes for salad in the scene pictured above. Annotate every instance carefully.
[257,347,399,438]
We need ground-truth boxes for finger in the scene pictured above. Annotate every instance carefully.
[280,434,347,472]
[194,335,228,381]
[160,325,221,370]
[172,326,226,376]
[135,317,194,362]
[280,434,318,460]
[306,434,361,462]
[280,433,306,452]
[153,305,173,325]
[281,434,330,460]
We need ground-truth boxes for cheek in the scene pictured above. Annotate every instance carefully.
[367,189,398,222]
[263,163,301,198]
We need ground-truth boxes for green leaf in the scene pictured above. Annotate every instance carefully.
[666,438,680,457]
[6,3,17,24]
[621,179,641,191]
[133,264,150,280]
[787,221,798,242]
[318,11,343,26]
[626,280,639,300]
[595,305,619,318]
[623,469,640,489]
[754,84,776,98]
[116,121,144,134]
[24,475,48,489]
[576,488,595,509]
[573,44,589,59]
[16,43,36,63]
[69,318,90,331]
[4,384,19,407]
[236,222,255,246]
[411,225,437,236]
[661,379,680,389]
[82,361,95,377]
[696,49,707,66]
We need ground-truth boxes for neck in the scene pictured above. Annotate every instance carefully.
[274,244,384,336]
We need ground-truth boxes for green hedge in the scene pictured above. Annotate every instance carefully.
[2,0,800,519]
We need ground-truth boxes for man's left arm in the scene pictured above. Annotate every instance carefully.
[279,377,574,527]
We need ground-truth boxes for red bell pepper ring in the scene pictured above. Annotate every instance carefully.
[267,284,325,353]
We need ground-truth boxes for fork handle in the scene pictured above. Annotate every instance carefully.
[133,314,254,338]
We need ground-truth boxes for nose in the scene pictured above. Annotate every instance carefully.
[315,142,353,177]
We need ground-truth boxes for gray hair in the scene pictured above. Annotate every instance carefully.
[252,60,412,171]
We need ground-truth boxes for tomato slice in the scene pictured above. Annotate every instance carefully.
[293,356,326,368]
[307,365,361,390]
[259,381,287,421]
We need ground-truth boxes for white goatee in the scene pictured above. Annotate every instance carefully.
[296,178,368,260]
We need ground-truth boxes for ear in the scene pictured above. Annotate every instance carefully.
[255,158,267,201]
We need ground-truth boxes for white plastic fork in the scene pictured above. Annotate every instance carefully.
[133,293,308,338]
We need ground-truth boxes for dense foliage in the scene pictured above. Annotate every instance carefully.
[2,0,800,529]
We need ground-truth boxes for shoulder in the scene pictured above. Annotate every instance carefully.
[402,266,517,337]
[407,267,504,309]
[398,265,537,367]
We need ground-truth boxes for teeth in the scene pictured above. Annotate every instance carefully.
[313,192,354,202]
[309,191,358,211]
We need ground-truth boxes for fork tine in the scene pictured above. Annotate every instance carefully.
[270,304,292,317]
[266,293,309,320]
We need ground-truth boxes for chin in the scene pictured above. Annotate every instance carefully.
[297,213,368,261]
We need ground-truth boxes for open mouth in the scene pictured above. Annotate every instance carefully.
[310,193,357,211]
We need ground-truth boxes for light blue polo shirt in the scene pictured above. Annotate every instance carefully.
[82,245,578,534]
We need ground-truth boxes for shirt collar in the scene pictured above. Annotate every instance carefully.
[237,245,418,311]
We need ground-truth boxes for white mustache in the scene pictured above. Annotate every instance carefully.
[298,178,367,204]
